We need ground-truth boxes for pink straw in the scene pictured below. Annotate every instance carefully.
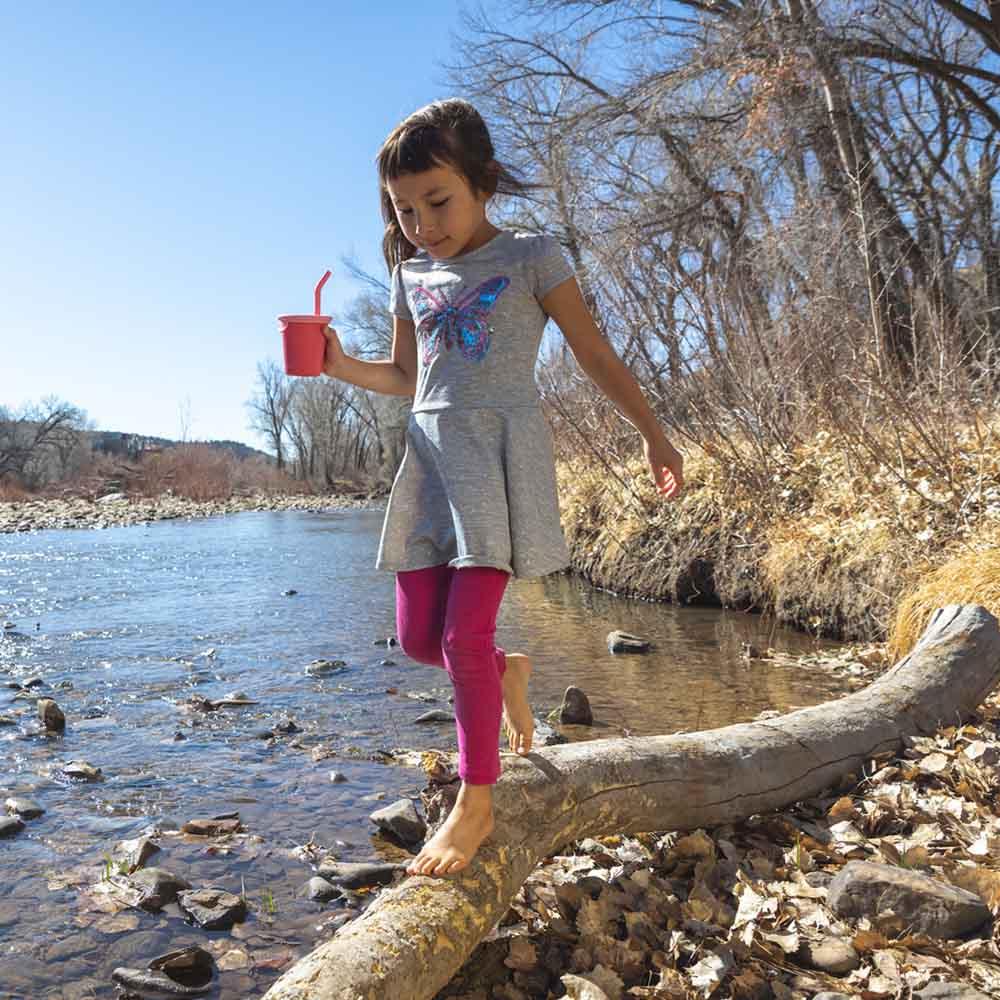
[314,269,332,315]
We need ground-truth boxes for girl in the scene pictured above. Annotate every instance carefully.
[321,98,683,878]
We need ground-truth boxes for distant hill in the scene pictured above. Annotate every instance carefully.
[87,430,273,463]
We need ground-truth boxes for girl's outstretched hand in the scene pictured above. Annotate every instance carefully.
[643,431,684,500]
[321,325,347,378]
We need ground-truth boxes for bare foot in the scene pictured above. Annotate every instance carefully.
[501,653,534,755]
[406,783,494,877]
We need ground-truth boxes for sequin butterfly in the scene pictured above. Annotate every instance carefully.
[411,276,510,365]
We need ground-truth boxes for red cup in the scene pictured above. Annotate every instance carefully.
[278,314,331,376]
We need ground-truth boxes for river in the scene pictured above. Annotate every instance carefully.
[0,508,851,998]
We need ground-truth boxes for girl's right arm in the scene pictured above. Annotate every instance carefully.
[322,316,417,397]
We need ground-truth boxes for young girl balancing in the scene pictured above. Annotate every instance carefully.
[321,98,684,879]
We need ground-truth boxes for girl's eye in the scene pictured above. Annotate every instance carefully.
[398,198,448,217]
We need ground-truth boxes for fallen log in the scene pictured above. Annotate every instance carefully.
[263,604,1000,1000]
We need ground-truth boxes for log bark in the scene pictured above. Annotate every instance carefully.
[263,604,1000,1000]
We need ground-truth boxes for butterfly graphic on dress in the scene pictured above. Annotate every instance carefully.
[411,276,510,364]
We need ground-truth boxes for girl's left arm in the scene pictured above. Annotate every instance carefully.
[540,277,684,500]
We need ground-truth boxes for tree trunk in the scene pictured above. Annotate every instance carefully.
[263,604,1000,1000]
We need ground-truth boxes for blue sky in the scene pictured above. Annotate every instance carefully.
[2,1,498,449]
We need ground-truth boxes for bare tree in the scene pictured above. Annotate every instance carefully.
[0,397,89,489]
[245,360,296,470]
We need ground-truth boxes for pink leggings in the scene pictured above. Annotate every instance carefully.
[395,563,510,785]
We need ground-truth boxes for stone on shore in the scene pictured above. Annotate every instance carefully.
[369,799,427,846]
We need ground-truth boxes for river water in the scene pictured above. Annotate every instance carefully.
[0,508,850,998]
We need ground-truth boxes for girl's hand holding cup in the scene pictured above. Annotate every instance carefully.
[321,325,347,378]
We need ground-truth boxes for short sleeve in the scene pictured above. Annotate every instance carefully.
[530,235,575,300]
[389,262,412,321]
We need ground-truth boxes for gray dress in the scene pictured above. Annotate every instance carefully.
[375,229,576,579]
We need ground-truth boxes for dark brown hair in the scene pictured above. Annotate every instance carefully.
[376,98,536,273]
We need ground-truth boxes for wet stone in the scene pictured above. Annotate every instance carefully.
[315,860,406,890]
[113,834,161,873]
[181,816,243,836]
[305,659,347,677]
[112,966,211,996]
[0,816,25,838]
[307,877,342,902]
[4,796,43,819]
[62,760,103,781]
[148,945,215,982]
[129,867,193,911]
[45,932,99,963]
[415,709,455,723]
[177,887,248,930]
[38,697,65,731]
[606,629,651,653]
[559,686,593,726]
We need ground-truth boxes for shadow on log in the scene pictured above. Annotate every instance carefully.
[263,604,1000,1000]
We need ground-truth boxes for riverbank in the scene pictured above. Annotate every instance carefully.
[0,490,385,533]
[553,433,1000,645]
[436,667,1000,1000]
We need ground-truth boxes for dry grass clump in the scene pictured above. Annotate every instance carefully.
[888,548,1000,662]
[552,412,1000,641]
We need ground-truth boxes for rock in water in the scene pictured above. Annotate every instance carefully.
[111,967,210,996]
[129,867,193,911]
[38,698,65,731]
[559,686,593,725]
[0,816,25,838]
[176,888,247,930]
[4,797,44,820]
[315,861,406,890]
[606,630,651,653]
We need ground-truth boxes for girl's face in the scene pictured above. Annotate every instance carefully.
[386,162,495,260]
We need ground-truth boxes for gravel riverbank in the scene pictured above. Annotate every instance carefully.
[0,491,388,534]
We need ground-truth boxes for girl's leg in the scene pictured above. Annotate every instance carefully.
[394,563,452,668]
[406,565,510,877]
[440,566,511,785]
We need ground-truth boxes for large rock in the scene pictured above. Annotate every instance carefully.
[369,799,426,846]
[914,983,992,1000]
[827,861,992,939]
[559,686,593,726]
